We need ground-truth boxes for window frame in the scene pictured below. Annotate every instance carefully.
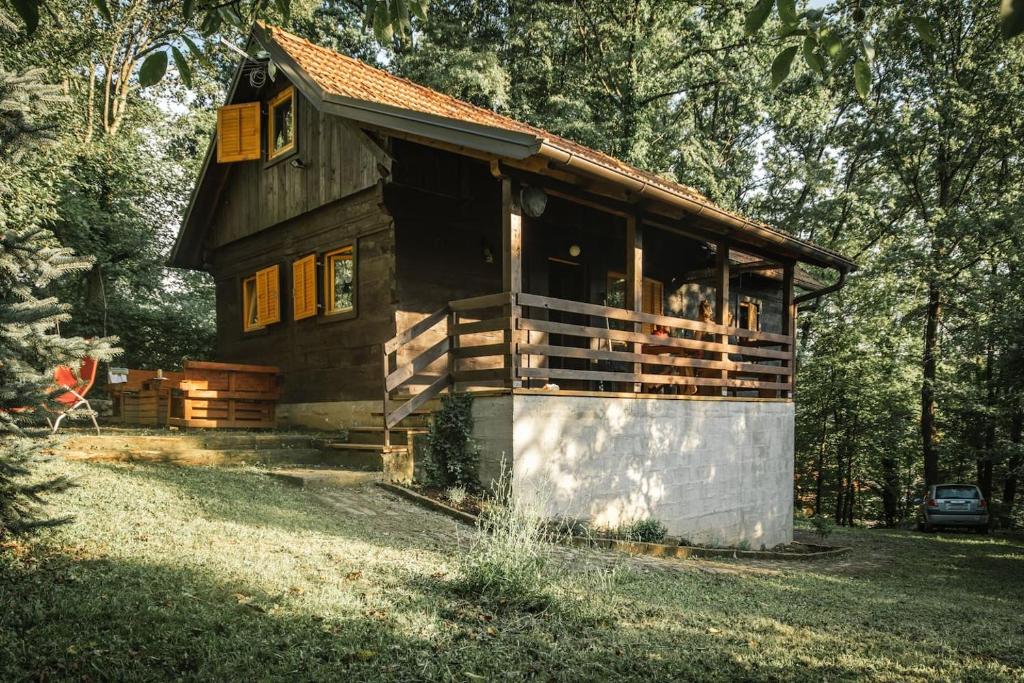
[266,86,297,162]
[242,275,263,332]
[323,243,357,319]
[606,271,664,348]
[737,298,761,331]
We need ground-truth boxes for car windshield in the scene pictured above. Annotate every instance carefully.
[935,486,979,499]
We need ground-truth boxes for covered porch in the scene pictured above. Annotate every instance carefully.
[383,172,822,436]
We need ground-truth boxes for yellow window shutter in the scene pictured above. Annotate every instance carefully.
[292,255,317,320]
[255,265,281,326]
[217,102,261,163]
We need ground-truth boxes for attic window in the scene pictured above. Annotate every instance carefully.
[267,86,296,160]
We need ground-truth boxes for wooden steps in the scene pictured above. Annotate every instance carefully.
[325,442,408,453]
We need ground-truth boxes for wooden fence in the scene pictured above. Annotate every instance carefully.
[380,292,794,440]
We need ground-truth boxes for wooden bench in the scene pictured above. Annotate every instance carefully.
[167,361,280,429]
[107,369,184,426]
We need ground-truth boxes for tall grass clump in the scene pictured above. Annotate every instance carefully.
[452,466,552,611]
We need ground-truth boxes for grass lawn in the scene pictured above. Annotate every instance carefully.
[2,459,1022,682]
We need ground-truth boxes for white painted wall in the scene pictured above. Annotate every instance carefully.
[472,394,794,548]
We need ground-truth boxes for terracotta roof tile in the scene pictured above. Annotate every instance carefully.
[261,23,709,204]
[256,24,854,271]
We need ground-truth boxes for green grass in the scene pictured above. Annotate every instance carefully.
[2,459,1023,681]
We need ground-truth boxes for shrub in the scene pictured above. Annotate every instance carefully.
[424,393,480,489]
[809,515,835,540]
[444,485,468,507]
[618,518,668,543]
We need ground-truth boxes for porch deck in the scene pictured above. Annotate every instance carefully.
[382,290,795,437]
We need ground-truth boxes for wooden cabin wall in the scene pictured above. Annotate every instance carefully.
[207,78,383,249]
[209,186,396,404]
[388,141,504,383]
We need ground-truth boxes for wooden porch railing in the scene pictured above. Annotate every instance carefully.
[380,291,794,441]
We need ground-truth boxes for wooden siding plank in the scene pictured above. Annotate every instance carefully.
[384,306,448,354]
[385,337,449,392]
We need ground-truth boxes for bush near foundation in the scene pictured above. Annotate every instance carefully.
[424,393,480,490]
[617,518,668,543]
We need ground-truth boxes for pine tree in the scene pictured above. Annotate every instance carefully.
[0,66,117,536]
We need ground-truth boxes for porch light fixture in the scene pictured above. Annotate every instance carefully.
[569,244,581,258]
[520,186,548,218]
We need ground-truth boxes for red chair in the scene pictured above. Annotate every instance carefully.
[47,356,100,434]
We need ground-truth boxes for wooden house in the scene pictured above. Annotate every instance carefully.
[171,24,856,547]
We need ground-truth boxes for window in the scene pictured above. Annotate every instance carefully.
[267,86,296,160]
[242,265,281,331]
[738,299,760,331]
[243,276,261,331]
[324,245,355,316]
[606,273,664,350]
[607,273,663,334]
[292,254,317,321]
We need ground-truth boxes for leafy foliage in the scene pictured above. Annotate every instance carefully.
[616,518,668,544]
[808,514,835,540]
[0,65,117,536]
[424,392,480,490]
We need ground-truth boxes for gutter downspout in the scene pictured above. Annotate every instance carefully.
[537,142,855,273]
[794,269,848,310]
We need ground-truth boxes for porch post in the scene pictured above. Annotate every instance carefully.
[502,177,523,388]
[626,214,643,393]
[781,263,796,399]
[715,241,730,396]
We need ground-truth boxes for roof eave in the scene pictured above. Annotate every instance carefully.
[169,36,257,270]
[536,141,857,273]
[238,24,857,275]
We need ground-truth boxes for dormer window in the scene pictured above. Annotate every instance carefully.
[267,86,296,160]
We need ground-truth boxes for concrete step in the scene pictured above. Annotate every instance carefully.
[323,442,415,475]
[340,426,428,446]
[267,468,381,489]
[57,447,337,467]
[61,432,333,453]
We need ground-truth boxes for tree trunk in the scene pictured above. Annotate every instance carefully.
[921,281,941,487]
[1003,405,1022,514]
[84,63,95,144]
[978,327,995,501]
[880,456,899,527]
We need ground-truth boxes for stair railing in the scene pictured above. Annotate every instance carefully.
[380,292,514,447]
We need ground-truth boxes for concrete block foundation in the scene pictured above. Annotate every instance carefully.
[472,394,794,548]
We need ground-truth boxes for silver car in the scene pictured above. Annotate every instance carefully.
[918,484,989,534]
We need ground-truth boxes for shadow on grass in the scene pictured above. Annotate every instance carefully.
[0,547,435,681]
[5,543,969,683]
[88,461,466,556]
[28,463,1020,680]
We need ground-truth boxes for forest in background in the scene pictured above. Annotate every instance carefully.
[3,0,1022,528]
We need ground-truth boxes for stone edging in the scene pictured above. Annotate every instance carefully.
[376,483,852,562]
[377,482,479,526]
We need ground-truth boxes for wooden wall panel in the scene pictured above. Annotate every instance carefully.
[208,79,384,250]
[211,186,396,404]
